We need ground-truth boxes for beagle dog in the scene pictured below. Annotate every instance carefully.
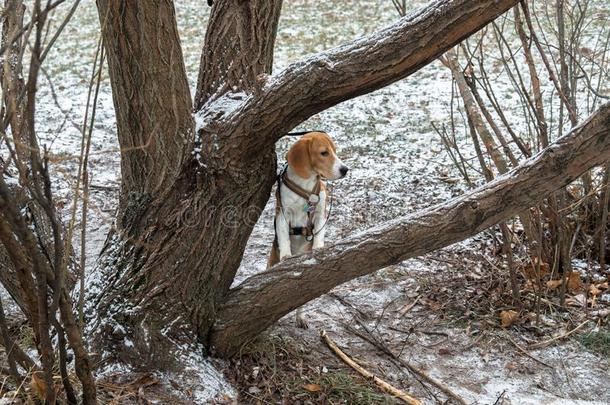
[268,131,349,328]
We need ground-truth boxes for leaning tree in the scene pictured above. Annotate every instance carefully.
[3,0,610,388]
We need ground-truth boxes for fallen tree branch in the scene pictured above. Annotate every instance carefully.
[526,320,589,350]
[399,295,421,317]
[347,322,467,405]
[504,333,553,369]
[211,102,610,356]
[320,330,422,405]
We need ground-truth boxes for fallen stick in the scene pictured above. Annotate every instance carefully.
[492,389,507,405]
[526,320,589,350]
[398,295,421,316]
[348,324,468,405]
[505,334,553,369]
[320,330,422,405]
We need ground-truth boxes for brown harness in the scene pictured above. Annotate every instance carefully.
[276,168,322,241]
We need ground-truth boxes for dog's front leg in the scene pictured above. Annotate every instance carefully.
[312,190,327,250]
[295,191,327,330]
[275,212,292,260]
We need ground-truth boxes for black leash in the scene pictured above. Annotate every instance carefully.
[285,130,327,137]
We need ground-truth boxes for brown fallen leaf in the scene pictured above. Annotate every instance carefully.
[546,279,562,290]
[303,383,322,393]
[500,310,519,328]
[567,272,583,292]
[31,372,47,401]
[520,258,550,281]
[590,284,602,297]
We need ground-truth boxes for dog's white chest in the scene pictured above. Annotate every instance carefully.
[281,189,323,254]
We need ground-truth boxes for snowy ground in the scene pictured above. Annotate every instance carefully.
[2,0,609,403]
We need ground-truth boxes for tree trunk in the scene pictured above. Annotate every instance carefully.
[90,0,282,369]
[89,0,523,367]
[96,0,194,217]
[194,0,282,109]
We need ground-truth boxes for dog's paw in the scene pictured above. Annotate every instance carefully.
[296,312,309,329]
[279,251,291,261]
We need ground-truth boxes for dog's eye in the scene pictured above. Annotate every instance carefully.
[321,151,329,157]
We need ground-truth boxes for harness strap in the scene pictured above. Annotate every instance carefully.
[280,170,321,200]
[289,226,314,237]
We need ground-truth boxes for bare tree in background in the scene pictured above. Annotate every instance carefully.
[1,2,610,399]
[434,0,610,319]
[0,0,96,403]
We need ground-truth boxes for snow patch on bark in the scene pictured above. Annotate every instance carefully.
[194,91,252,134]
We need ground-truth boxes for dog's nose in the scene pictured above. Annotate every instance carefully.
[340,166,349,177]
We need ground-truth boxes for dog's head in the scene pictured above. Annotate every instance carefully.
[286,132,349,180]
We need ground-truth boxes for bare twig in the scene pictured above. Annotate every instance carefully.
[521,1,579,125]
[72,34,104,329]
[505,333,553,368]
[398,295,421,316]
[348,321,468,405]
[527,320,589,350]
[0,296,21,384]
[320,330,422,405]
[598,164,610,270]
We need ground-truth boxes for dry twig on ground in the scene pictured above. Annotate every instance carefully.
[321,330,422,405]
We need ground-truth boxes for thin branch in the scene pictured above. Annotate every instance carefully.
[527,319,589,349]
[78,37,104,328]
[346,322,467,405]
[520,1,578,126]
[39,0,80,64]
[0,0,67,58]
[321,330,422,405]
[0,296,22,383]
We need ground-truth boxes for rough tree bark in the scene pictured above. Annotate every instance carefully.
[89,0,525,368]
[89,0,282,369]
[96,0,194,216]
[194,0,282,109]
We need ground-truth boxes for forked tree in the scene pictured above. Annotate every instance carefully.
[90,0,528,365]
[3,0,610,387]
[89,0,610,364]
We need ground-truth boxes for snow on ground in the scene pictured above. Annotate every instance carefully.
[3,0,608,403]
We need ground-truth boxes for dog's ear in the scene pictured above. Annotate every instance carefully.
[314,131,336,153]
[287,137,313,179]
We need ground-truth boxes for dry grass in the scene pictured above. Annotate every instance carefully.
[224,334,394,404]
